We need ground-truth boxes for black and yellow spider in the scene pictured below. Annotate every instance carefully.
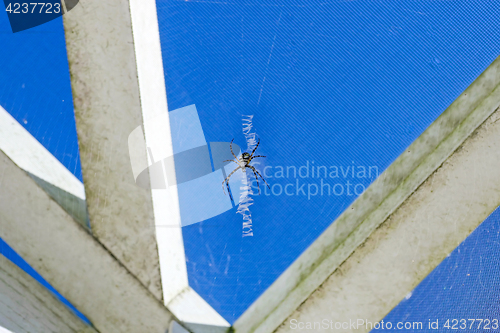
[222,138,270,195]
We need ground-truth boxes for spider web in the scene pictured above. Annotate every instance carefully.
[237,114,258,237]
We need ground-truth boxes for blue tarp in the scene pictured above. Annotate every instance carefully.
[155,0,500,321]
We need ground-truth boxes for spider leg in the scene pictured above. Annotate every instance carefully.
[250,138,260,157]
[229,138,238,159]
[222,166,241,194]
[247,166,261,195]
[226,181,233,202]
[223,159,240,166]
[248,155,266,162]
[248,165,270,189]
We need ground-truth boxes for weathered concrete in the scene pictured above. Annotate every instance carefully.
[63,0,232,329]
[234,57,500,333]
[64,0,231,330]
[275,106,500,333]
[0,254,96,333]
[0,150,175,332]
[63,0,162,300]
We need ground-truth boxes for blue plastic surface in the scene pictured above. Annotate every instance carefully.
[156,0,500,322]
[0,11,81,180]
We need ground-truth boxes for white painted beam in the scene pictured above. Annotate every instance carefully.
[275,97,500,333]
[63,0,163,300]
[0,254,96,333]
[234,57,500,333]
[0,149,175,332]
[128,0,231,330]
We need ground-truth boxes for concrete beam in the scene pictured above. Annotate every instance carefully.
[275,100,500,333]
[64,0,231,330]
[0,149,175,332]
[0,254,96,333]
[234,57,500,333]
[63,0,163,300]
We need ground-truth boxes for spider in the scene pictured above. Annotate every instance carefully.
[222,138,270,196]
